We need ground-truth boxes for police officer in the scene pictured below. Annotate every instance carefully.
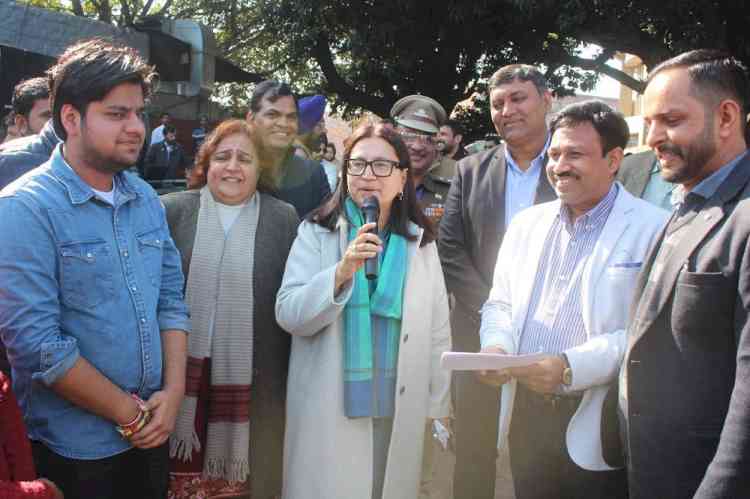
[390,95,453,224]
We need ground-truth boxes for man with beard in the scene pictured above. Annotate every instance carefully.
[246,81,330,218]
[144,125,191,182]
[390,95,453,224]
[438,64,556,499]
[621,49,750,499]
[0,39,190,498]
[437,120,464,161]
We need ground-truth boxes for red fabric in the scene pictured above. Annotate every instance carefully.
[0,372,55,499]
[168,360,250,498]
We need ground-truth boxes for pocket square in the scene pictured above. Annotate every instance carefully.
[609,261,642,269]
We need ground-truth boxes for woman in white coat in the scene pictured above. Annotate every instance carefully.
[275,124,451,499]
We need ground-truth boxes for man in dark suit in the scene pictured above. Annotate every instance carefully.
[144,124,191,182]
[245,80,330,218]
[622,49,750,499]
[618,149,675,210]
[438,64,556,498]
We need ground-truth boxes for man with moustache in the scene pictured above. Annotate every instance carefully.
[438,64,557,499]
[390,95,453,224]
[622,49,750,499]
[437,119,464,161]
[0,39,190,498]
[479,100,666,499]
[246,80,330,218]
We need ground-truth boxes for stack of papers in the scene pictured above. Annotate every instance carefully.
[440,352,546,371]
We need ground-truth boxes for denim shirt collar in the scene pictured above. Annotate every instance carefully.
[50,143,138,206]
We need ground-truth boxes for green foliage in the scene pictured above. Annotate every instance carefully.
[22,0,750,142]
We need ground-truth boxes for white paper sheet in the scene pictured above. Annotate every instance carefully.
[440,352,547,371]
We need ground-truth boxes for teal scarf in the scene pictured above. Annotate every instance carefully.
[343,197,407,417]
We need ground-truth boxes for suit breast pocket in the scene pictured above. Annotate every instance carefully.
[671,271,734,348]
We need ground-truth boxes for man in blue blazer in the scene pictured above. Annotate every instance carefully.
[622,49,750,499]
[479,100,667,499]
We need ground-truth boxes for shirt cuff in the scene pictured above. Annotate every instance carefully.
[157,305,191,334]
[31,337,79,387]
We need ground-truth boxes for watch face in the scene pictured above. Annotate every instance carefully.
[562,368,573,386]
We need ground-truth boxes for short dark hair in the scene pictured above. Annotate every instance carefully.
[249,80,297,113]
[160,112,170,118]
[309,124,436,246]
[164,124,176,135]
[326,142,336,155]
[488,64,548,95]
[648,49,749,116]
[48,38,157,140]
[12,77,49,117]
[550,100,629,156]
[442,119,463,137]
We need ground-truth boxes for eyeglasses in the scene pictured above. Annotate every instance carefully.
[397,129,436,146]
[345,158,401,177]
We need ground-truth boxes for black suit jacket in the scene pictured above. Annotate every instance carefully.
[144,141,190,180]
[617,150,656,198]
[438,144,555,351]
[622,152,750,499]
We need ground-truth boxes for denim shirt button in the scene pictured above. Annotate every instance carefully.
[131,286,137,292]
[122,250,128,257]
[140,318,146,324]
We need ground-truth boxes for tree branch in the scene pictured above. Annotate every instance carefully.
[564,54,646,94]
[311,32,390,116]
[139,0,156,19]
[71,0,84,16]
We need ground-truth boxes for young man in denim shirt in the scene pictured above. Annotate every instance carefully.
[0,39,190,498]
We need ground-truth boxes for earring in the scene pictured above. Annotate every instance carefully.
[397,191,404,201]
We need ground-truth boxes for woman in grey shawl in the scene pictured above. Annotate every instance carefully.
[162,119,298,499]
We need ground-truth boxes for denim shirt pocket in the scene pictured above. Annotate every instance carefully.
[136,228,164,288]
[59,239,114,309]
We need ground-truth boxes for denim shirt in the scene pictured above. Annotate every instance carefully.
[0,144,190,459]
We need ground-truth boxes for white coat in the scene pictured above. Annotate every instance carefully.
[276,218,451,499]
[480,184,667,471]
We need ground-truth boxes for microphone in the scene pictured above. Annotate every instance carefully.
[361,196,380,280]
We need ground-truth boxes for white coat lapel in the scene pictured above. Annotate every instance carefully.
[580,187,632,336]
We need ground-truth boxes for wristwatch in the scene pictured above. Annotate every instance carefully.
[560,353,573,386]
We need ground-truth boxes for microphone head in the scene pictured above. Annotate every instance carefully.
[361,195,379,212]
[361,195,379,225]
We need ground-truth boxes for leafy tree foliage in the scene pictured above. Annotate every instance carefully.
[22,0,750,140]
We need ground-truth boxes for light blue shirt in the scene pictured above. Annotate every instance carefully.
[671,150,747,207]
[0,144,190,459]
[641,159,675,211]
[504,134,550,227]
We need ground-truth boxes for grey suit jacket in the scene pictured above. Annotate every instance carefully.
[617,150,655,198]
[622,152,750,499]
[438,144,555,351]
[160,189,299,499]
